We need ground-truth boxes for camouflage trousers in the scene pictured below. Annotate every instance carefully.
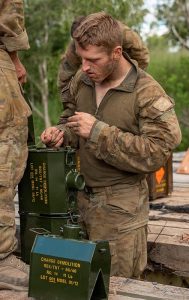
[0,50,31,259]
[77,179,149,278]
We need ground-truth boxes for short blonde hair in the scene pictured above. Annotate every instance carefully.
[73,12,123,52]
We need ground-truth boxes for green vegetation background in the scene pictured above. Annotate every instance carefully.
[31,49,189,151]
[22,0,189,151]
[148,49,189,151]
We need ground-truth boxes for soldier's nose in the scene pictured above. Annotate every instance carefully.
[82,59,90,72]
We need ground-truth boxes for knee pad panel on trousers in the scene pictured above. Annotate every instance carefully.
[0,209,17,258]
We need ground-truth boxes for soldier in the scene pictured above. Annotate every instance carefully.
[41,12,181,278]
[0,0,31,292]
[58,15,150,101]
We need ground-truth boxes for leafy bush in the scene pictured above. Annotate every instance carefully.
[147,50,189,151]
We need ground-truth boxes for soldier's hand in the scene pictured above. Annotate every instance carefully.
[16,61,27,84]
[9,51,27,84]
[66,112,96,139]
[41,127,64,147]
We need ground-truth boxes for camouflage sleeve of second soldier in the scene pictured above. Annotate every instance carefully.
[57,40,81,100]
[56,71,81,148]
[121,23,150,70]
[0,0,29,51]
[86,85,182,174]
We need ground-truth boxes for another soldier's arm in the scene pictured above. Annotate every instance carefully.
[0,0,29,51]
[41,71,80,148]
[57,40,81,100]
[0,0,29,83]
[9,51,27,83]
[86,87,181,174]
[120,23,150,70]
[56,71,81,148]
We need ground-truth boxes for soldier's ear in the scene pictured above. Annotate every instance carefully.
[113,46,122,60]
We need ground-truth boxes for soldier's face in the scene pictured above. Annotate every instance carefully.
[75,43,119,83]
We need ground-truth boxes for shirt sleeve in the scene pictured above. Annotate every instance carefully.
[57,40,81,100]
[56,72,81,148]
[86,88,182,174]
[0,0,29,51]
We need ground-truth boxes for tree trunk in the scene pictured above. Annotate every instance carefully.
[39,58,51,128]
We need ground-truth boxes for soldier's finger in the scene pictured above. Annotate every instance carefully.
[51,129,63,140]
[50,131,64,145]
[67,114,79,122]
[54,137,64,147]
[66,121,79,128]
[41,130,51,143]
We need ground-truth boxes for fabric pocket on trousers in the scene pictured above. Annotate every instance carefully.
[0,210,15,226]
[106,184,140,215]
[109,241,119,276]
[0,164,12,187]
[0,68,13,126]
[0,142,12,165]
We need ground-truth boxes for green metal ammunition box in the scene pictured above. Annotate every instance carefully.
[29,235,111,300]
[19,212,78,263]
[18,147,85,214]
[19,117,111,299]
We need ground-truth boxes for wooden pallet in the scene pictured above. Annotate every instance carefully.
[109,277,189,299]
[147,152,189,281]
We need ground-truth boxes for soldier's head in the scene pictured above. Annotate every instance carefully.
[73,12,123,53]
[71,16,86,37]
[73,12,123,83]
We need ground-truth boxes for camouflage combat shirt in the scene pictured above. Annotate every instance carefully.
[57,55,181,187]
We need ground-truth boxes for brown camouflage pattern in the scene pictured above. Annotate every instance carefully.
[0,0,29,51]
[78,179,148,277]
[58,55,181,186]
[57,22,150,100]
[118,21,150,70]
[0,49,31,258]
[57,54,181,276]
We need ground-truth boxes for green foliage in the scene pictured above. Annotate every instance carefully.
[22,0,147,139]
[33,99,62,145]
[156,0,189,50]
[146,34,169,51]
[147,49,189,151]
[22,0,189,152]
[66,0,147,30]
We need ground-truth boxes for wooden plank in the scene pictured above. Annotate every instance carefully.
[2,278,189,300]
[109,277,189,299]
[149,210,189,223]
[174,182,189,187]
[177,149,189,174]
[0,290,34,300]
[150,193,189,212]
[173,151,186,162]
[109,296,141,300]
[150,220,189,229]
[148,219,189,275]
[148,242,189,277]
